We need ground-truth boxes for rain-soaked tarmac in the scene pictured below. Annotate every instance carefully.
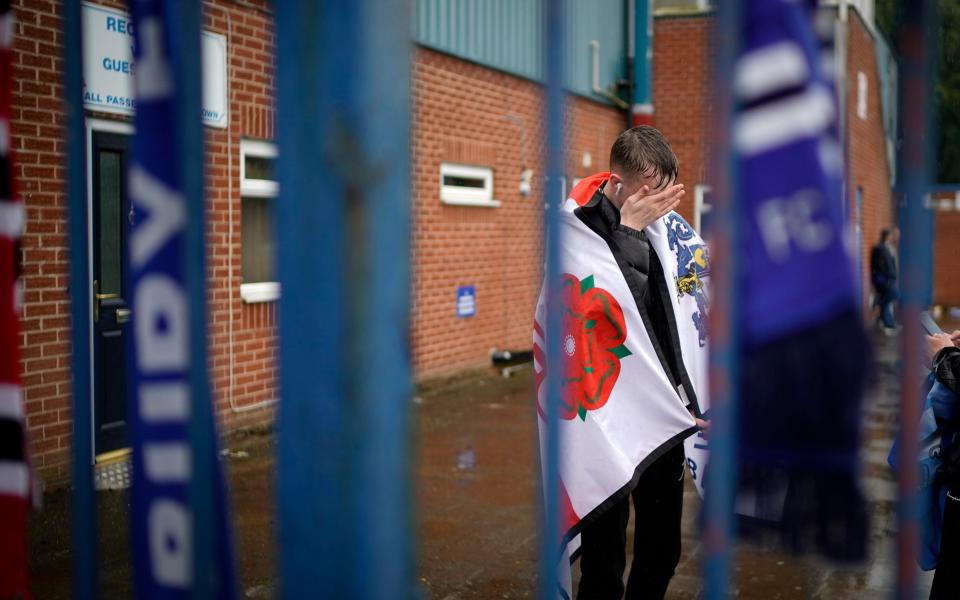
[28,331,937,598]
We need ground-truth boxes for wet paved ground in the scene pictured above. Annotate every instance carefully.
[29,331,936,598]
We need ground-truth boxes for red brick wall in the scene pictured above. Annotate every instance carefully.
[933,191,960,306]
[17,4,897,485]
[652,14,711,224]
[410,48,627,376]
[12,0,278,487]
[15,0,82,486]
[653,11,896,311]
[14,2,628,482]
[201,1,279,434]
[845,10,895,308]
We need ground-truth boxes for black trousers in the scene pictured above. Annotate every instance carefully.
[931,481,960,599]
[577,444,686,600]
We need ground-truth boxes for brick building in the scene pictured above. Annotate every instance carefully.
[14,0,279,485]
[409,50,625,374]
[651,2,899,312]
[12,0,899,488]
[933,190,960,307]
[841,5,898,307]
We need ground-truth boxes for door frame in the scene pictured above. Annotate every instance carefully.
[85,117,134,462]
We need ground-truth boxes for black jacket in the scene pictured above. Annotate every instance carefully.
[870,243,897,291]
[574,187,701,417]
[934,347,960,398]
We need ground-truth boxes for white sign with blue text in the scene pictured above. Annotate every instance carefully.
[456,286,476,318]
[81,3,228,128]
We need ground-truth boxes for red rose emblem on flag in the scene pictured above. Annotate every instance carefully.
[536,274,632,421]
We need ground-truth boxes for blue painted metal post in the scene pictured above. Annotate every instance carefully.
[64,2,96,598]
[274,1,413,597]
[703,0,740,598]
[539,0,565,598]
[895,3,937,599]
[631,0,653,127]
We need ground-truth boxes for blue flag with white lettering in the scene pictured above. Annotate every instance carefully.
[733,0,869,560]
[125,1,236,596]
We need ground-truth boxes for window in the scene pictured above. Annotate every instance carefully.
[693,184,713,236]
[240,139,279,303]
[440,163,499,207]
[857,71,868,120]
[654,0,712,11]
[542,175,568,209]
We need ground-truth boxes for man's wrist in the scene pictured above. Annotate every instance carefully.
[616,223,645,238]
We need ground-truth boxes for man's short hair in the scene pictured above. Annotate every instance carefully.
[881,228,891,243]
[609,126,679,190]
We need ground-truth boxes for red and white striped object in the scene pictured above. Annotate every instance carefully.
[0,1,32,597]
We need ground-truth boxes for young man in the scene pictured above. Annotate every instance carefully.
[871,227,900,333]
[572,126,706,600]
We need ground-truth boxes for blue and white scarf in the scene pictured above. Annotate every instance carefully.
[126,1,235,596]
[734,0,870,560]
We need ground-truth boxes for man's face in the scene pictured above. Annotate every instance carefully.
[890,228,900,245]
[607,171,673,208]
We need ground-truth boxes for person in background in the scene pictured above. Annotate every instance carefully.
[925,330,960,598]
[871,227,900,334]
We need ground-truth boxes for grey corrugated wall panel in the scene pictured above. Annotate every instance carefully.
[412,0,627,104]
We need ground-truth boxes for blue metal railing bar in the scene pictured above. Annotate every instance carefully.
[703,0,741,598]
[275,1,413,597]
[275,2,349,592]
[539,0,565,597]
[895,3,938,599]
[64,1,97,598]
[348,1,415,596]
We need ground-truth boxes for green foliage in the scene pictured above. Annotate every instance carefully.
[876,0,960,183]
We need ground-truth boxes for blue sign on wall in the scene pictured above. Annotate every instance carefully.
[456,286,476,318]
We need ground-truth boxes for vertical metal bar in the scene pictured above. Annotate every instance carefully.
[350,1,413,596]
[539,0,565,597]
[275,1,413,597]
[896,3,937,599]
[631,0,654,127]
[703,0,740,598]
[64,2,96,598]
[275,2,348,592]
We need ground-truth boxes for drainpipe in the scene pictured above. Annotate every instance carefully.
[835,2,850,236]
[631,0,654,126]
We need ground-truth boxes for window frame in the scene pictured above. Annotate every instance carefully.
[240,138,280,303]
[240,139,279,198]
[693,184,713,234]
[439,162,500,208]
[857,71,868,121]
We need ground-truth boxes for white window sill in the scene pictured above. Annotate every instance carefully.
[241,282,280,303]
[441,197,502,208]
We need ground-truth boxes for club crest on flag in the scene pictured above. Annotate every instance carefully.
[666,213,710,348]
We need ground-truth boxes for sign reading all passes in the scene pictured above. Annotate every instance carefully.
[81,3,228,128]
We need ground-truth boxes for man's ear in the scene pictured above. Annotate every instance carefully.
[607,173,623,195]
